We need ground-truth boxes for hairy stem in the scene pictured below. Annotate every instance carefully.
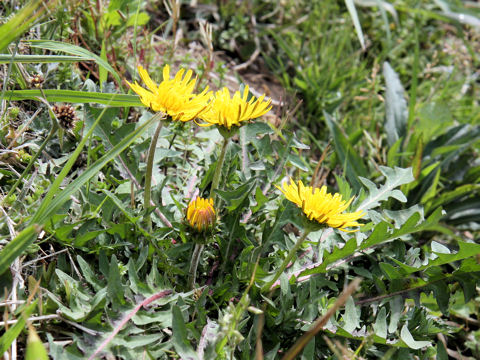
[262,229,311,293]
[144,119,163,231]
[188,243,205,289]
[210,136,230,202]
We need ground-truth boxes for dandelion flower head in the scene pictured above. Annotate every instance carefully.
[186,197,216,231]
[198,85,272,129]
[277,178,365,232]
[127,65,211,122]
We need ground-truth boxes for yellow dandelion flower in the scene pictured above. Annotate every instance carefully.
[197,85,272,129]
[186,197,216,231]
[277,178,365,232]
[127,65,211,122]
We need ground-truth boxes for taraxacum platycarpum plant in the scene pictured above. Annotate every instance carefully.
[127,62,273,290]
[262,178,365,292]
[127,64,211,230]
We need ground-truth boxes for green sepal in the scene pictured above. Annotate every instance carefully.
[301,215,326,233]
[217,125,239,139]
[189,228,217,245]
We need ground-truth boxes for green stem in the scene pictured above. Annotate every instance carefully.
[2,123,57,206]
[188,243,205,289]
[210,136,230,201]
[144,119,163,231]
[262,229,311,293]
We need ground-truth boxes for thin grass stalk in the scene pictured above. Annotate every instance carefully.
[261,229,311,293]
[131,0,141,82]
[144,118,164,231]
[0,41,20,120]
[407,23,419,130]
[0,113,158,276]
[196,20,213,91]
[31,103,155,225]
[2,122,57,206]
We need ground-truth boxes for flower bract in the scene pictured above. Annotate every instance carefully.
[186,197,216,231]
[127,65,211,121]
[277,178,365,232]
[197,85,272,129]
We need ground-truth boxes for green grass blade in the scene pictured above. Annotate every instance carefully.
[99,40,108,90]
[0,54,90,63]
[344,0,366,50]
[4,89,143,107]
[0,226,39,276]
[29,105,106,225]
[25,325,49,360]
[29,104,112,225]
[0,0,45,52]
[0,104,107,275]
[383,61,408,147]
[375,0,392,49]
[0,301,37,353]
[0,114,158,276]
[131,0,142,81]
[429,184,480,210]
[407,25,419,128]
[27,40,123,87]
[31,114,159,225]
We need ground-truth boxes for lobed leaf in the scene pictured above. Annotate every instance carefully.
[400,325,431,349]
[358,166,414,211]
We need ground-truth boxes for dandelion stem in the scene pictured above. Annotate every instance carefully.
[210,136,230,201]
[144,118,163,231]
[262,229,311,293]
[188,243,205,289]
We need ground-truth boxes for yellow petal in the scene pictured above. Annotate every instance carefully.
[138,66,158,93]
[163,64,170,81]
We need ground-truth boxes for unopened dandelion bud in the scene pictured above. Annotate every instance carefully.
[186,197,216,232]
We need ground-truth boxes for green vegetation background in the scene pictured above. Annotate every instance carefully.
[0,0,479,359]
